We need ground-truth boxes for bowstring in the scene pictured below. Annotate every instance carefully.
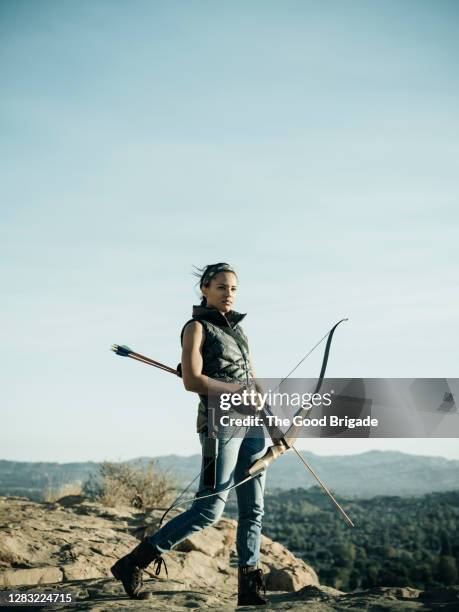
[159,325,336,525]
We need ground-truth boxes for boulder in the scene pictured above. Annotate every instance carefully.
[0,566,63,587]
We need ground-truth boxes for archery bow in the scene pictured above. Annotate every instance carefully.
[243,318,354,527]
[111,318,354,527]
[247,318,348,473]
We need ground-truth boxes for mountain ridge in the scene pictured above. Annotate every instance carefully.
[1,450,458,500]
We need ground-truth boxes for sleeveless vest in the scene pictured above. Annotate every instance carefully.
[180,305,252,432]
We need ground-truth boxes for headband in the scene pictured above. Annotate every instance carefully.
[200,263,237,288]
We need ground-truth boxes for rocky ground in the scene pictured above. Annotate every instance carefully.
[0,495,458,610]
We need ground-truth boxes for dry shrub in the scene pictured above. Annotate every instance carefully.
[87,460,176,509]
[43,482,83,503]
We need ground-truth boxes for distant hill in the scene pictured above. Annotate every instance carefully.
[264,450,459,497]
[142,450,459,497]
[0,460,100,500]
[1,450,458,500]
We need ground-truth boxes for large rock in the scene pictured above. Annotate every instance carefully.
[0,496,315,592]
[1,567,63,587]
[175,517,236,556]
[260,536,319,591]
[1,496,454,610]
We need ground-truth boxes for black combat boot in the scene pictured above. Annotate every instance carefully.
[238,565,267,606]
[111,540,167,600]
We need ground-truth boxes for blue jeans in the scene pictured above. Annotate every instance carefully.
[147,427,266,566]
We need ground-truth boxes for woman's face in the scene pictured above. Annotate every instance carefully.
[202,271,238,313]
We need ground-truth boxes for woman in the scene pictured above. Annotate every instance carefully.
[111,262,268,605]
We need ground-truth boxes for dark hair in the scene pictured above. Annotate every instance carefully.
[192,263,237,306]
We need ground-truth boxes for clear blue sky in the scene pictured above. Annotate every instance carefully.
[2,0,458,462]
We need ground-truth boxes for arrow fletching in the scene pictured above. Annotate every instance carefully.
[111,344,133,357]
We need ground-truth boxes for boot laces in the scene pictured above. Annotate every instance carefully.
[153,554,168,578]
[253,569,266,596]
[132,566,143,594]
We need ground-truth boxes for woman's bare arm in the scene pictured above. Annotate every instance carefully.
[181,321,241,395]
[249,356,265,395]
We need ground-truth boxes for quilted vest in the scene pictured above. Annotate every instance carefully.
[181,305,253,432]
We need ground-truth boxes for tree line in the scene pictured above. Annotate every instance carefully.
[227,487,459,591]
